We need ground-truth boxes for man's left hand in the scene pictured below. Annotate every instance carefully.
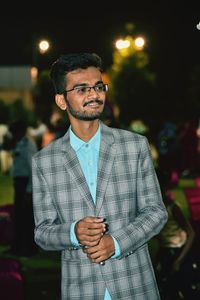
[83,234,115,264]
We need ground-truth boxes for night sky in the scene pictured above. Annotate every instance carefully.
[0,1,200,107]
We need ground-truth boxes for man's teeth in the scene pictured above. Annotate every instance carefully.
[86,102,98,106]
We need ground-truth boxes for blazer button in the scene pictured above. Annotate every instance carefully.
[100,261,105,265]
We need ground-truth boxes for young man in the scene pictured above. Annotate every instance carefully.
[32,53,168,300]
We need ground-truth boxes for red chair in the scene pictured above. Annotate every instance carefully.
[0,257,25,300]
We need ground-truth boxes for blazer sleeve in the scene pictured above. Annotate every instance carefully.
[32,156,75,251]
[112,136,168,259]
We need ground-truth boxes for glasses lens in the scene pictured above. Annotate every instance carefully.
[75,86,89,95]
[71,84,108,95]
[95,84,108,92]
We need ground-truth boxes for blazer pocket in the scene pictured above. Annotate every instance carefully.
[62,249,89,263]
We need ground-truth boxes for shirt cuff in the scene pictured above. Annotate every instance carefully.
[111,236,121,258]
[70,221,80,246]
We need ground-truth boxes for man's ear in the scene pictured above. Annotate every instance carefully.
[55,94,67,111]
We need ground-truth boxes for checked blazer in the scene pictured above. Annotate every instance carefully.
[32,123,168,300]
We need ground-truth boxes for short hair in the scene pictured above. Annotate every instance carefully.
[50,53,103,94]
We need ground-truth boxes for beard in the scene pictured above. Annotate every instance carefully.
[66,99,104,121]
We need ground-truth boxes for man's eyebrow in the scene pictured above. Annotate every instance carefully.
[73,80,103,89]
[73,83,87,88]
[96,80,103,85]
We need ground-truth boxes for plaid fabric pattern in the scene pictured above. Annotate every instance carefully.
[32,123,168,300]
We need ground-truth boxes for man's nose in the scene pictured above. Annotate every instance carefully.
[87,87,98,97]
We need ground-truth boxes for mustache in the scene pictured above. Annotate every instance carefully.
[83,99,104,107]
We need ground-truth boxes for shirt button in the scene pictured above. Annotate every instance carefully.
[90,182,94,186]
[85,144,89,148]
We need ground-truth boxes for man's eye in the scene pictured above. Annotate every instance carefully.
[96,84,104,91]
[76,87,87,94]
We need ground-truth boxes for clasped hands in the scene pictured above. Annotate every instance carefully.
[75,216,115,264]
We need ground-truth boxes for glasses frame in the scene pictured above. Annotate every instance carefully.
[64,83,108,94]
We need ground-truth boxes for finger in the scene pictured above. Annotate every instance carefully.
[89,254,105,264]
[84,216,104,223]
[77,228,105,241]
[80,240,100,247]
[77,222,106,231]
[80,233,102,243]
[94,257,105,264]
[87,250,101,260]
[78,228,104,238]
[86,228,105,236]
[77,231,103,246]
[75,223,105,240]
[86,223,106,230]
[83,245,98,254]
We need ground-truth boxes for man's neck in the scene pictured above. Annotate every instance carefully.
[70,120,100,142]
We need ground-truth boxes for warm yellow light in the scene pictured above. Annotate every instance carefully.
[115,39,131,50]
[39,40,50,54]
[197,128,200,138]
[31,67,38,85]
[134,37,145,49]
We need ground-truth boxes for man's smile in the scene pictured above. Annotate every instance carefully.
[83,100,104,107]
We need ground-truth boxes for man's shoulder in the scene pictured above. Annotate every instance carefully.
[109,126,147,144]
[33,136,64,161]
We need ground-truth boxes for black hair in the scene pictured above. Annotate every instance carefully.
[50,53,103,94]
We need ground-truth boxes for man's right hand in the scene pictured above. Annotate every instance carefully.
[75,217,106,247]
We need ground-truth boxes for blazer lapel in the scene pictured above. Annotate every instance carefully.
[60,131,95,211]
[95,124,116,215]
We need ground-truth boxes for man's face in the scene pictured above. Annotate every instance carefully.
[62,67,106,121]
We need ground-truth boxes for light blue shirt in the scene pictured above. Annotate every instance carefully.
[69,125,120,300]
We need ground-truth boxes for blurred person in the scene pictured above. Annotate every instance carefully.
[41,122,56,148]
[157,120,179,175]
[129,119,159,169]
[178,119,199,178]
[51,113,70,139]
[155,169,199,299]
[0,124,13,174]
[28,119,48,150]
[32,53,168,300]
[9,120,38,256]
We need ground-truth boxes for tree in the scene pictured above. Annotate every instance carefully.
[9,99,35,125]
[0,100,9,123]
[109,34,157,127]
[32,70,55,123]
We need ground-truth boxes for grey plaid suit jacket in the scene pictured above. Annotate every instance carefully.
[32,123,168,300]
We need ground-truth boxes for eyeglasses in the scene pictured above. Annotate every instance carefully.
[65,83,108,96]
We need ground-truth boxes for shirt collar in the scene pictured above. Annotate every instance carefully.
[70,124,101,152]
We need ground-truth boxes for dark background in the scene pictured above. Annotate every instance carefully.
[0,1,200,111]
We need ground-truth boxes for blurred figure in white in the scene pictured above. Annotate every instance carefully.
[28,120,48,150]
[0,124,13,174]
[129,119,159,168]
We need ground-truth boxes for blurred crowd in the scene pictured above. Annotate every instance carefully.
[0,108,200,298]
[1,112,200,180]
[0,110,69,257]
